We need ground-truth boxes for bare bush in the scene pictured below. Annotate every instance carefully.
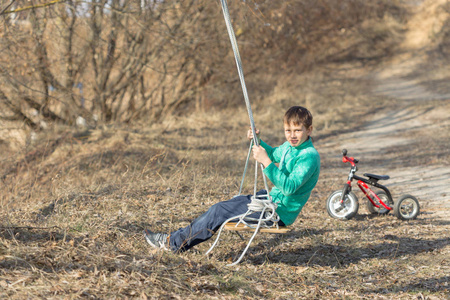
[0,0,405,130]
[0,0,223,126]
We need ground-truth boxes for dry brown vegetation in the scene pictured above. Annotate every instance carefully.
[1,0,449,299]
[1,0,404,128]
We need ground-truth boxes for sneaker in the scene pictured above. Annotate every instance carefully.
[144,229,169,250]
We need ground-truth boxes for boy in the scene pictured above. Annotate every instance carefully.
[144,106,320,252]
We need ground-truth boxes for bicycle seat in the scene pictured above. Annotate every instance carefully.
[364,173,390,181]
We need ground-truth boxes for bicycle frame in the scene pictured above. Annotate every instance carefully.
[353,175,393,211]
[340,154,393,211]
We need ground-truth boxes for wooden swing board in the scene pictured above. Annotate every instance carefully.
[224,222,291,234]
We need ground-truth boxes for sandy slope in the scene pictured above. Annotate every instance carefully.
[318,0,450,220]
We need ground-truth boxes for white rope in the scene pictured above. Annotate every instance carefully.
[220,0,272,197]
[237,140,253,196]
[219,0,258,145]
[206,0,283,266]
[247,196,279,221]
[205,196,279,266]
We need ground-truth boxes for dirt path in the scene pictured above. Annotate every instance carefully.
[319,76,450,220]
[319,0,450,221]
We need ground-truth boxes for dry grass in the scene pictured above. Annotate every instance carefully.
[2,1,450,298]
[1,61,449,299]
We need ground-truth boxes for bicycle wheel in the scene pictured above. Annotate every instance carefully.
[394,194,420,220]
[366,190,393,215]
[326,190,359,220]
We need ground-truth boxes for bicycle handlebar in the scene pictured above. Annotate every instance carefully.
[342,149,358,166]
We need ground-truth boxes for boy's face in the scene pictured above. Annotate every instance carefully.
[284,122,312,147]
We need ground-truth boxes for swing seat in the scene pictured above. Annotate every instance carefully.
[224,222,290,234]
[205,205,289,266]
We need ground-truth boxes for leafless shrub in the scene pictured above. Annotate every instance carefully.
[0,0,406,131]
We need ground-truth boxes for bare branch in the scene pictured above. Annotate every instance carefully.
[1,0,66,15]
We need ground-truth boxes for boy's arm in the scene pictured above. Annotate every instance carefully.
[263,155,318,196]
[260,140,283,163]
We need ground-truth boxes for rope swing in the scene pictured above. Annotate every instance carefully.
[205,0,282,266]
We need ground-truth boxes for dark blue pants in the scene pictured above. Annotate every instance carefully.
[169,190,285,252]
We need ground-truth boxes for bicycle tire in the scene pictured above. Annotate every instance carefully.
[326,190,359,220]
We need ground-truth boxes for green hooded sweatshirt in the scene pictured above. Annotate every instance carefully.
[260,137,320,225]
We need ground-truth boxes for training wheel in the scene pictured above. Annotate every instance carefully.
[366,190,394,215]
[394,194,420,220]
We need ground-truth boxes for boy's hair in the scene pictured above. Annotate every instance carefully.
[284,106,313,128]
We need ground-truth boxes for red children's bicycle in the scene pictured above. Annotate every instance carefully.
[326,149,420,220]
